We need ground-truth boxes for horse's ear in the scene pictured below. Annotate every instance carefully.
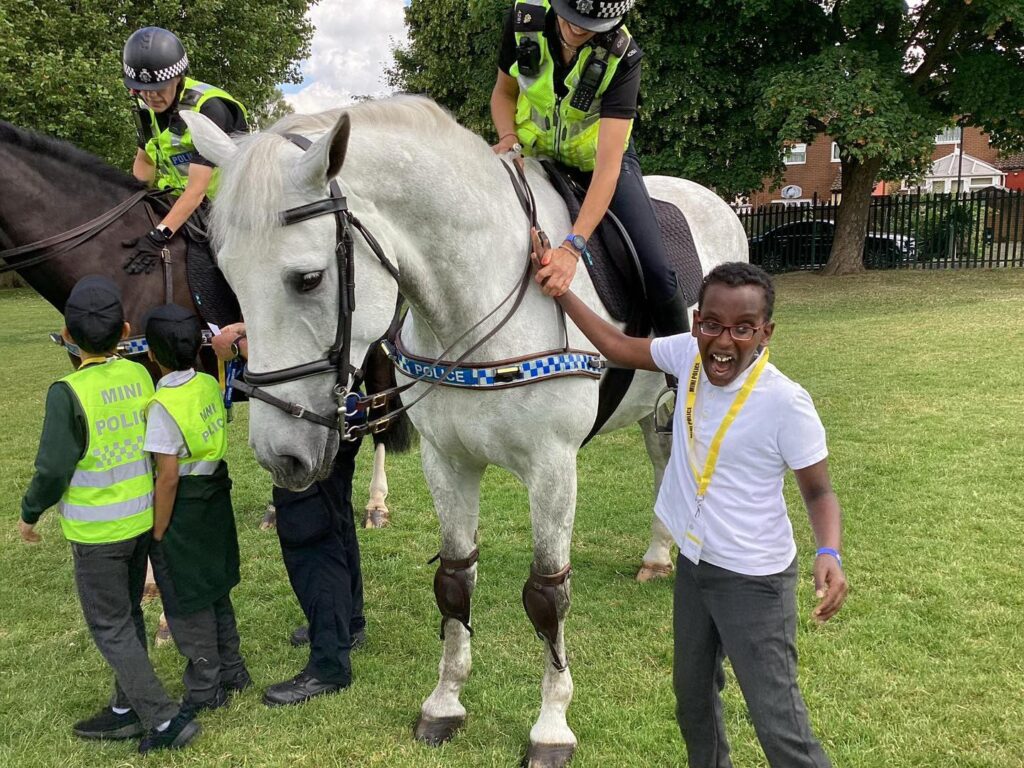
[180,111,239,167]
[295,112,350,187]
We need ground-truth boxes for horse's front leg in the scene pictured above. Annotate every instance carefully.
[522,449,578,768]
[415,440,484,746]
[637,413,674,582]
[363,441,390,528]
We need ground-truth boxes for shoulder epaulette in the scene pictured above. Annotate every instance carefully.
[514,3,547,32]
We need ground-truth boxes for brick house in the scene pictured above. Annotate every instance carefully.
[747,126,1014,206]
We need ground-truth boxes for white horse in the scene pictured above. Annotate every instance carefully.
[184,96,746,766]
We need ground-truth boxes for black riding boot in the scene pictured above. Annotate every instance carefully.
[650,283,690,337]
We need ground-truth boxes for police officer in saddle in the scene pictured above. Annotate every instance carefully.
[491,0,689,336]
[121,27,248,266]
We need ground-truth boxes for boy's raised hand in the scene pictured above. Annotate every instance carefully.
[812,556,847,623]
[18,519,41,543]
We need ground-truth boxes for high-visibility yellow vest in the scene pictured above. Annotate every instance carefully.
[139,77,247,199]
[59,358,155,544]
[510,0,632,171]
[148,372,227,476]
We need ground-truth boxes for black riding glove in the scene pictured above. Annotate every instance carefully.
[122,227,170,275]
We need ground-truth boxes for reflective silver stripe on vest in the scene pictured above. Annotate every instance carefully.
[69,458,152,489]
[179,459,222,477]
[60,493,154,523]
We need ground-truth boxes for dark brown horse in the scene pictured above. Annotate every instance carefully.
[0,121,412,527]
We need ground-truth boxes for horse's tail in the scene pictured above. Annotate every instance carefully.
[364,342,415,454]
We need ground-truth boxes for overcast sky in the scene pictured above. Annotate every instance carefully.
[281,0,409,113]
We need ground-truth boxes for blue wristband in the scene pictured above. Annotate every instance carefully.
[816,547,842,567]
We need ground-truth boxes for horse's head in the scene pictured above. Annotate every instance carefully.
[184,110,400,490]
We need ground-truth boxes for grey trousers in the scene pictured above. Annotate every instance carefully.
[149,547,246,705]
[71,533,178,728]
[673,555,832,768]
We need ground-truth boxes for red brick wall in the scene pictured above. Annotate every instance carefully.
[748,136,840,207]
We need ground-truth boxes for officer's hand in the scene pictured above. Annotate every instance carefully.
[212,323,246,362]
[18,519,41,543]
[534,244,578,298]
[491,134,521,155]
[122,228,170,274]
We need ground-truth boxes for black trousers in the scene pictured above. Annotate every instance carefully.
[272,437,364,685]
[564,146,678,303]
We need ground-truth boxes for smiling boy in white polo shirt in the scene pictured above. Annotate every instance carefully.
[543,251,847,767]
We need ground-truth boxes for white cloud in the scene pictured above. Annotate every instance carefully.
[284,0,408,114]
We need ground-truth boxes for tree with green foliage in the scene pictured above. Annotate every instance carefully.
[388,0,825,197]
[758,0,1024,274]
[0,0,315,169]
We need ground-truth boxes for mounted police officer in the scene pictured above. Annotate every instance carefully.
[491,0,689,336]
[122,27,248,263]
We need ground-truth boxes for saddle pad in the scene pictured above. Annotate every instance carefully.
[186,237,241,329]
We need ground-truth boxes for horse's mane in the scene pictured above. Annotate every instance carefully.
[213,95,490,255]
[0,121,145,191]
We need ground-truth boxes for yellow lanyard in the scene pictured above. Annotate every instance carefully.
[684,349,770,498]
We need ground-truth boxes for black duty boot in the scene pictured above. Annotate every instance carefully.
[262,672,346,707]
[649,282,690,337]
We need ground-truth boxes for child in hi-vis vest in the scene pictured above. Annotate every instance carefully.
[143,304,250,718]
[19,277,199,753]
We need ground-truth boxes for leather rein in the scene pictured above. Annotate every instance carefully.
[234,135,553,441]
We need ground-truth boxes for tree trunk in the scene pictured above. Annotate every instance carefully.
[822,157,884,276]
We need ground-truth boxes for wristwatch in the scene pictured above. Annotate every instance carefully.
[563,234,589,260]
[153,224,173,241]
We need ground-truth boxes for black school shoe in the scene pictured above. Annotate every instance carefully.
[262,672,347,707]
[137,711,201,753]
[289,624,365,651]
[179,686,229,720]
[221,667,254,694]
[73,707,145,740]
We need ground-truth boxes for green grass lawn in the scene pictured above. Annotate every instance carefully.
[1,270,1023,767]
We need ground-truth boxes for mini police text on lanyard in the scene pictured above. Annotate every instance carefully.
[681,349,770,564]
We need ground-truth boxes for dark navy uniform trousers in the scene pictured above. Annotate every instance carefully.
[272,436,365,686]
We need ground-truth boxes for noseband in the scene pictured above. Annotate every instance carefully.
[231,133,399,438]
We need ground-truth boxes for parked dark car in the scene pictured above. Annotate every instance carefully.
[748,220,918,272]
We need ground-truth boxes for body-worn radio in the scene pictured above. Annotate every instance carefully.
[517,37,542,78]
[569,55,607,112]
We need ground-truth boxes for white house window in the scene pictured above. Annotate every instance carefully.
[969,176,996,190]
[935,127,960,144]
[831,142,841,162]
[784,143,807,165]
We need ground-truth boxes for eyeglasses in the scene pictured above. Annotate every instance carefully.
[697,320,764,341]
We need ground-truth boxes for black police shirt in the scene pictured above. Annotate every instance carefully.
[497,9,642,120]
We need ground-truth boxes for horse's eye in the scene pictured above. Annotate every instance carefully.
[300,271,323,292]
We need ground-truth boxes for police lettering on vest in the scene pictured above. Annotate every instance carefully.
[148,373,227,477]
[139,77,248,199]
[59,358,156,544]
[510,0,633,171]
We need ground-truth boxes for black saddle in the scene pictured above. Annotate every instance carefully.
[540,161,702,442]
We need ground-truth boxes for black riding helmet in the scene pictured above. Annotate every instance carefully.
[550,0,636,33]
[123,27,189,91]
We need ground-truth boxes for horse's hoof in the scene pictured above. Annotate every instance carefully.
[413,714,464,746]
[363,504,390,529]
[260,504,277,531]
[636,561,673,582]
[154,618,173,648]
[523,742,576,768]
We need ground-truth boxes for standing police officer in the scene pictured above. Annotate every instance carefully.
[491,0,689,336]
[121,27,248,263]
